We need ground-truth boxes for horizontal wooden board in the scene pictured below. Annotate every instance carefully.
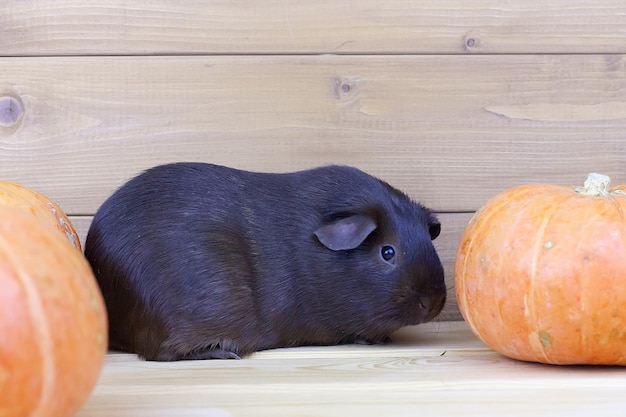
[1,55,625,213]
[79,322,626,417]
[71,212,472,321]
[3,1,626,55]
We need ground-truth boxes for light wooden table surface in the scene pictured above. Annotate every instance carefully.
[78,321,626,417]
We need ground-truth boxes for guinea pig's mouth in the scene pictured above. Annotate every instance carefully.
[395,292,446,325]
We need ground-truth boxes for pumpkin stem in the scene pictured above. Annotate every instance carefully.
[574,173,622,197]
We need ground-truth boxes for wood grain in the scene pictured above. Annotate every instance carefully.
[3,1,626,55]
[77,322,626,417]
[2,55,625,214]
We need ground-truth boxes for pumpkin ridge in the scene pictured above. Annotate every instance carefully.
[456,227,479,334]
[608,193,625,222]
[586,194,626,364]
[574,187,626,363]
[576,200,593,363]
[0,233,55,416]
[456,190,518,334]
[564,191,607,363]
[526,192,571,363]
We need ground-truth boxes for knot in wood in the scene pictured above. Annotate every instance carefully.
[0,96,24,127]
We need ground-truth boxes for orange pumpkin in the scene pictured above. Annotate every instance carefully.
[455,173,626,365]
[0,207,107,416]
[0,181,81,252]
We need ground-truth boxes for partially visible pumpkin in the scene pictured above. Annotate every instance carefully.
[455,173,626,365]
[0,181,81,251]
[0,207,107,416]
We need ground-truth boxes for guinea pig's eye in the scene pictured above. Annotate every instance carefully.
[381,245,395,261]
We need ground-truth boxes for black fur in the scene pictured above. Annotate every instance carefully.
[84,163,446,361]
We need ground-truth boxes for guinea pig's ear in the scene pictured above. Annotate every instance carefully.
[314,214,377,251]
[428,221,441,240]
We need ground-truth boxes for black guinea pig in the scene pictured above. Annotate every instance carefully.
[84,163,446,361]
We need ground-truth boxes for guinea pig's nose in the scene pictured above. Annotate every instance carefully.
[417,294,446,323]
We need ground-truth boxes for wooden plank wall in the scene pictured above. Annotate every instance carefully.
[2,1,626,320]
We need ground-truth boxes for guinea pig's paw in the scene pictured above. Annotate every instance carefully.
[153,342,244,361]
[181,348,243,360]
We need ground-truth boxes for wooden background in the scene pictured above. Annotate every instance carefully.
[2,1,626,320]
